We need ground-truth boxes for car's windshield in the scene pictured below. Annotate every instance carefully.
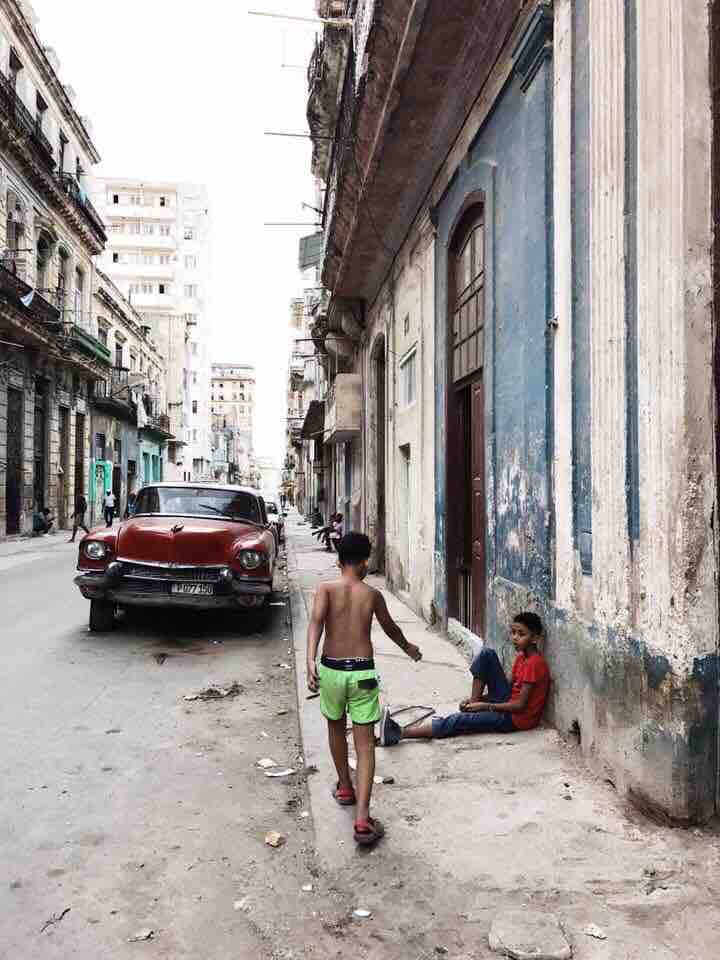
[134,487,262,524]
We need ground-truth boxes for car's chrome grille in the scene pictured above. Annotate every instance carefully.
[120,579,168,594]
[121,563,222,583]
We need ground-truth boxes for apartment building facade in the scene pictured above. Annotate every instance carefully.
[305,0,720,823]
[88,270,170,523]
[94,178,212,482]
[210,362,255,486]
[0,0,110,536]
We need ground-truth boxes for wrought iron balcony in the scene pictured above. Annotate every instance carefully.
[147,413,172,436]
[0,264,60,324]
[0,70,55,170]
[56,173,107,243]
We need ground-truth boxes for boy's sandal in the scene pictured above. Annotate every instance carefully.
[333,783,356,806]
[353,817,385,845]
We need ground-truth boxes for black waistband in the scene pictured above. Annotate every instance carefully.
[321,655,375,672]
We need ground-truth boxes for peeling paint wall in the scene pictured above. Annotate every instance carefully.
[363,216,437,621]
[432,2,719,823]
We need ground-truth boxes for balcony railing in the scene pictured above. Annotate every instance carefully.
[57,173,107,242]
[308,33,326,91]
[0,264,60,324]
[0,70,55,170]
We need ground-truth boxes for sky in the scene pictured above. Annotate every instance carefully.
[31,0,318,463]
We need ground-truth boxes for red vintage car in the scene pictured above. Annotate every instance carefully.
[74,483,278,631]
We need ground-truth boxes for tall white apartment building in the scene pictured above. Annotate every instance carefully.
[93,178,212,481]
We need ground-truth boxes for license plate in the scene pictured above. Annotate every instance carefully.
[171,583,214,596]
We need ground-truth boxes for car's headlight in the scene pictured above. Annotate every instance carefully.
[84,541,108,560]
[239,550,263,570]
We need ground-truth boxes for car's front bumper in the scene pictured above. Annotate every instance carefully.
[74,569,272,610]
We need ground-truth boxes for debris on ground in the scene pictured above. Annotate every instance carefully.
[301,883,313,892]
[154,653,168,665]
[40,907,70,933]
[265,831,286,848]
[276,709,289,716]
[183,682,243,702]
[105,728,122,735]
[306,693,320,701]
[233,898,251,913]
[265,768,296,778]
[257,758,276,769]
[488,909,572,960]
[353,908,372,919]
[127,929,154,943]
[584,924,607,940]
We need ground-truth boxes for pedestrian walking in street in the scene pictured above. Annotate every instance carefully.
[306,531,422,845]
[378,612,550,746]
[124,492,137,519]
[103,490,116,528]
[68,493,89,542]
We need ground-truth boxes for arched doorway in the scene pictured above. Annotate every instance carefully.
[36,231,53,293]
[373,336,386,573]
[446,201,487,637]
[6,191,25,276]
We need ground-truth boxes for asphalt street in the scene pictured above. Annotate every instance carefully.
[0,540,383,960]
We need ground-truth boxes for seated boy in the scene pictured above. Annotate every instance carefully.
[379,611,549,745]
[306,532,422,845]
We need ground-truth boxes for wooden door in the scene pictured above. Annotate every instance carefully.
[58,407,69,527]
[447,201,487,635]
[6,388,23,534]
[471,378,487,637]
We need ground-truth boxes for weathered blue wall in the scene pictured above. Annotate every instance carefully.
[432,8,718,823]
[434,14,554,617]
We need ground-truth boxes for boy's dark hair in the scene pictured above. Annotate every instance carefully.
[513,611,543,637]
[338,532,372,567]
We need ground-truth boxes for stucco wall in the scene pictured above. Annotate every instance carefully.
[433,2,719,823]
[364,216,436,621]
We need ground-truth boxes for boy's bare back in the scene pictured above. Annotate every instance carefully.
[317,579,378,659]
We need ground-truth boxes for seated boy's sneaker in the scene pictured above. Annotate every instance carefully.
[379,707,402,746]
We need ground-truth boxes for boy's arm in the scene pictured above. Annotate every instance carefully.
[373,592,422,662]
[463,683,532,714]
[306,585,329,691]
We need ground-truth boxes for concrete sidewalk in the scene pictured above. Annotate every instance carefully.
[287,513,720,959]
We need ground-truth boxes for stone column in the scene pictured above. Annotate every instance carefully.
[552,0,574,608]
[588,0,631,623]
[0,369,7,534]
[635,0,716,656]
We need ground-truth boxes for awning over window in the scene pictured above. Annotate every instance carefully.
[301,400,325,439]
[298,231,324,271]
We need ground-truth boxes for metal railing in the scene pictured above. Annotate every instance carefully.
[0,264,60,324]
[0,70,55,169]
[56,173,107,241]
[308,33,326,91]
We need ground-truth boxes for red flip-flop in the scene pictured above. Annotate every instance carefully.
[353,817,385,845]
[333,783,356,806]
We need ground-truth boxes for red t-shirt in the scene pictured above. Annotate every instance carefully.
[510,652,550,730]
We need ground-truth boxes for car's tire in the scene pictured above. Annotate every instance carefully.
[89,598,115,632]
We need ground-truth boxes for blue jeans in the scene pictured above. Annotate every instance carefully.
[431,648,515,738]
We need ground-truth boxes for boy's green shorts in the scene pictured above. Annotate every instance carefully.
[318,663,381,726]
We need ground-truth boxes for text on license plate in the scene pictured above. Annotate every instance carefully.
[171,583,214,596]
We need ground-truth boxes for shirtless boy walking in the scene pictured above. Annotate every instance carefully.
[306,532,422,845]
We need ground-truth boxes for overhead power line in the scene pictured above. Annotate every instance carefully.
[248,10,353,28]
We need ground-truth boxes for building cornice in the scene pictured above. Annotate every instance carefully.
[4,0,101,162]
